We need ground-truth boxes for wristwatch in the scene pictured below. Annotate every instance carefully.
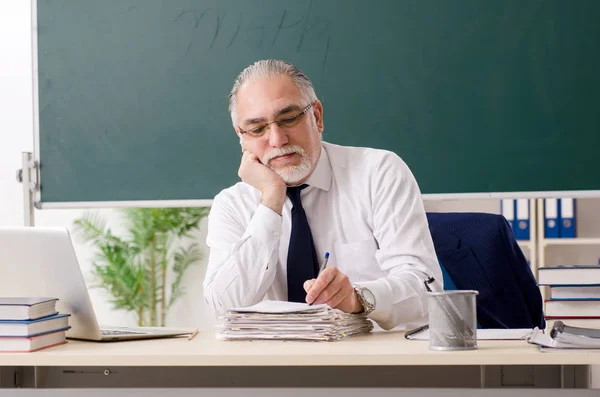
[353,284,376,315]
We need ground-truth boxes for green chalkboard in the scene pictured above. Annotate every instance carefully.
[35,0,600,204]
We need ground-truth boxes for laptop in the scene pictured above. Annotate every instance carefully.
[0,227,192,341]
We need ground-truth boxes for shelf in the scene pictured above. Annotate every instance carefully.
[517,240,532,249]
[542,238,600,246]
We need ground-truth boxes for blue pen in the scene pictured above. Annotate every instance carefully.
[318,252,330,274]
[308,252,330,305]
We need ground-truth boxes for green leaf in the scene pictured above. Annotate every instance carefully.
[168,243,202,309]
[72,207,209,326]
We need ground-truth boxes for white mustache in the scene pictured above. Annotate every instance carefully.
[262,145,305,165]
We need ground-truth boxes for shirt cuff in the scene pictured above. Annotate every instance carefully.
[245,204,283,248]
[354,279,393,328]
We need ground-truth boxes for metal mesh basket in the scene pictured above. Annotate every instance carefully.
[428,290,478,351]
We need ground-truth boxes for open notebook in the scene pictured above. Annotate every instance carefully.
[528,321,600,350]
[216,300,373,341]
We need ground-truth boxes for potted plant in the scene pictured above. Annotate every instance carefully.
[73,207,210,327]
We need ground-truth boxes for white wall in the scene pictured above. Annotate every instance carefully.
[0,1,214,329]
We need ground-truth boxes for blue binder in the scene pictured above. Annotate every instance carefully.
[514,199,530,240]
[501,199,515,232]
[544,198,559,238]
[559,198,577,238]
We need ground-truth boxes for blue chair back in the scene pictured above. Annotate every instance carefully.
[426,212,545,329]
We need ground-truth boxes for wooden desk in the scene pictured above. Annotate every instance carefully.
[0,330,594,389]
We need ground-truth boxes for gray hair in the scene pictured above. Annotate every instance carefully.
[228,59,318,126]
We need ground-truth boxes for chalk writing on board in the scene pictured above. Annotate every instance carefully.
[272,9,304,47]
[173,2,332,72]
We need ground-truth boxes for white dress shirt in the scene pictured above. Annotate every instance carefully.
[204,141,443,330]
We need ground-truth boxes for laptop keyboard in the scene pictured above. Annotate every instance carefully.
[101,329,148,336]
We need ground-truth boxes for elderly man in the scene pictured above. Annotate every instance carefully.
[203,59,442,330]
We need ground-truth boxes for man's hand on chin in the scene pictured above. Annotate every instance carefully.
[238,149,286,215]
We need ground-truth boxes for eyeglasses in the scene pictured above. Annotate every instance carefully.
[238,103,313,138]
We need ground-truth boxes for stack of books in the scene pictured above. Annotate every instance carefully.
[538,266,600,330]
[0,297,71,352]
[216,300,373,341]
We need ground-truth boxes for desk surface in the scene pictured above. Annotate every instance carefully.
[2,330,599,367]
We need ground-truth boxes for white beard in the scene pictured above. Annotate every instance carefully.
[262,145,314,184]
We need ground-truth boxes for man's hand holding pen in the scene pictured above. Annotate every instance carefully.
[303,266,363,314]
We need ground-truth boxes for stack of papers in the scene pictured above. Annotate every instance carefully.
[216,300,373,341]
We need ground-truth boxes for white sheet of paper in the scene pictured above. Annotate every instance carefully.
[227,300,329,314]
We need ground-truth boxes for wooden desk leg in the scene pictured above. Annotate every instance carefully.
[480,365,485,388]
[0,367,36,388]
[0,367,17,388]
[480,365,502,387]
[13,367,36,388]
[559,365,590,388]
[562,365,574,388]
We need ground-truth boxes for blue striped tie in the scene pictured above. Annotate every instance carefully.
[286,184,319,302]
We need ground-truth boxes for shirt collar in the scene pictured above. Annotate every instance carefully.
[304,143,332,192]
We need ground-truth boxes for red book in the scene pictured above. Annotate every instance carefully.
[0,329,67,352]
